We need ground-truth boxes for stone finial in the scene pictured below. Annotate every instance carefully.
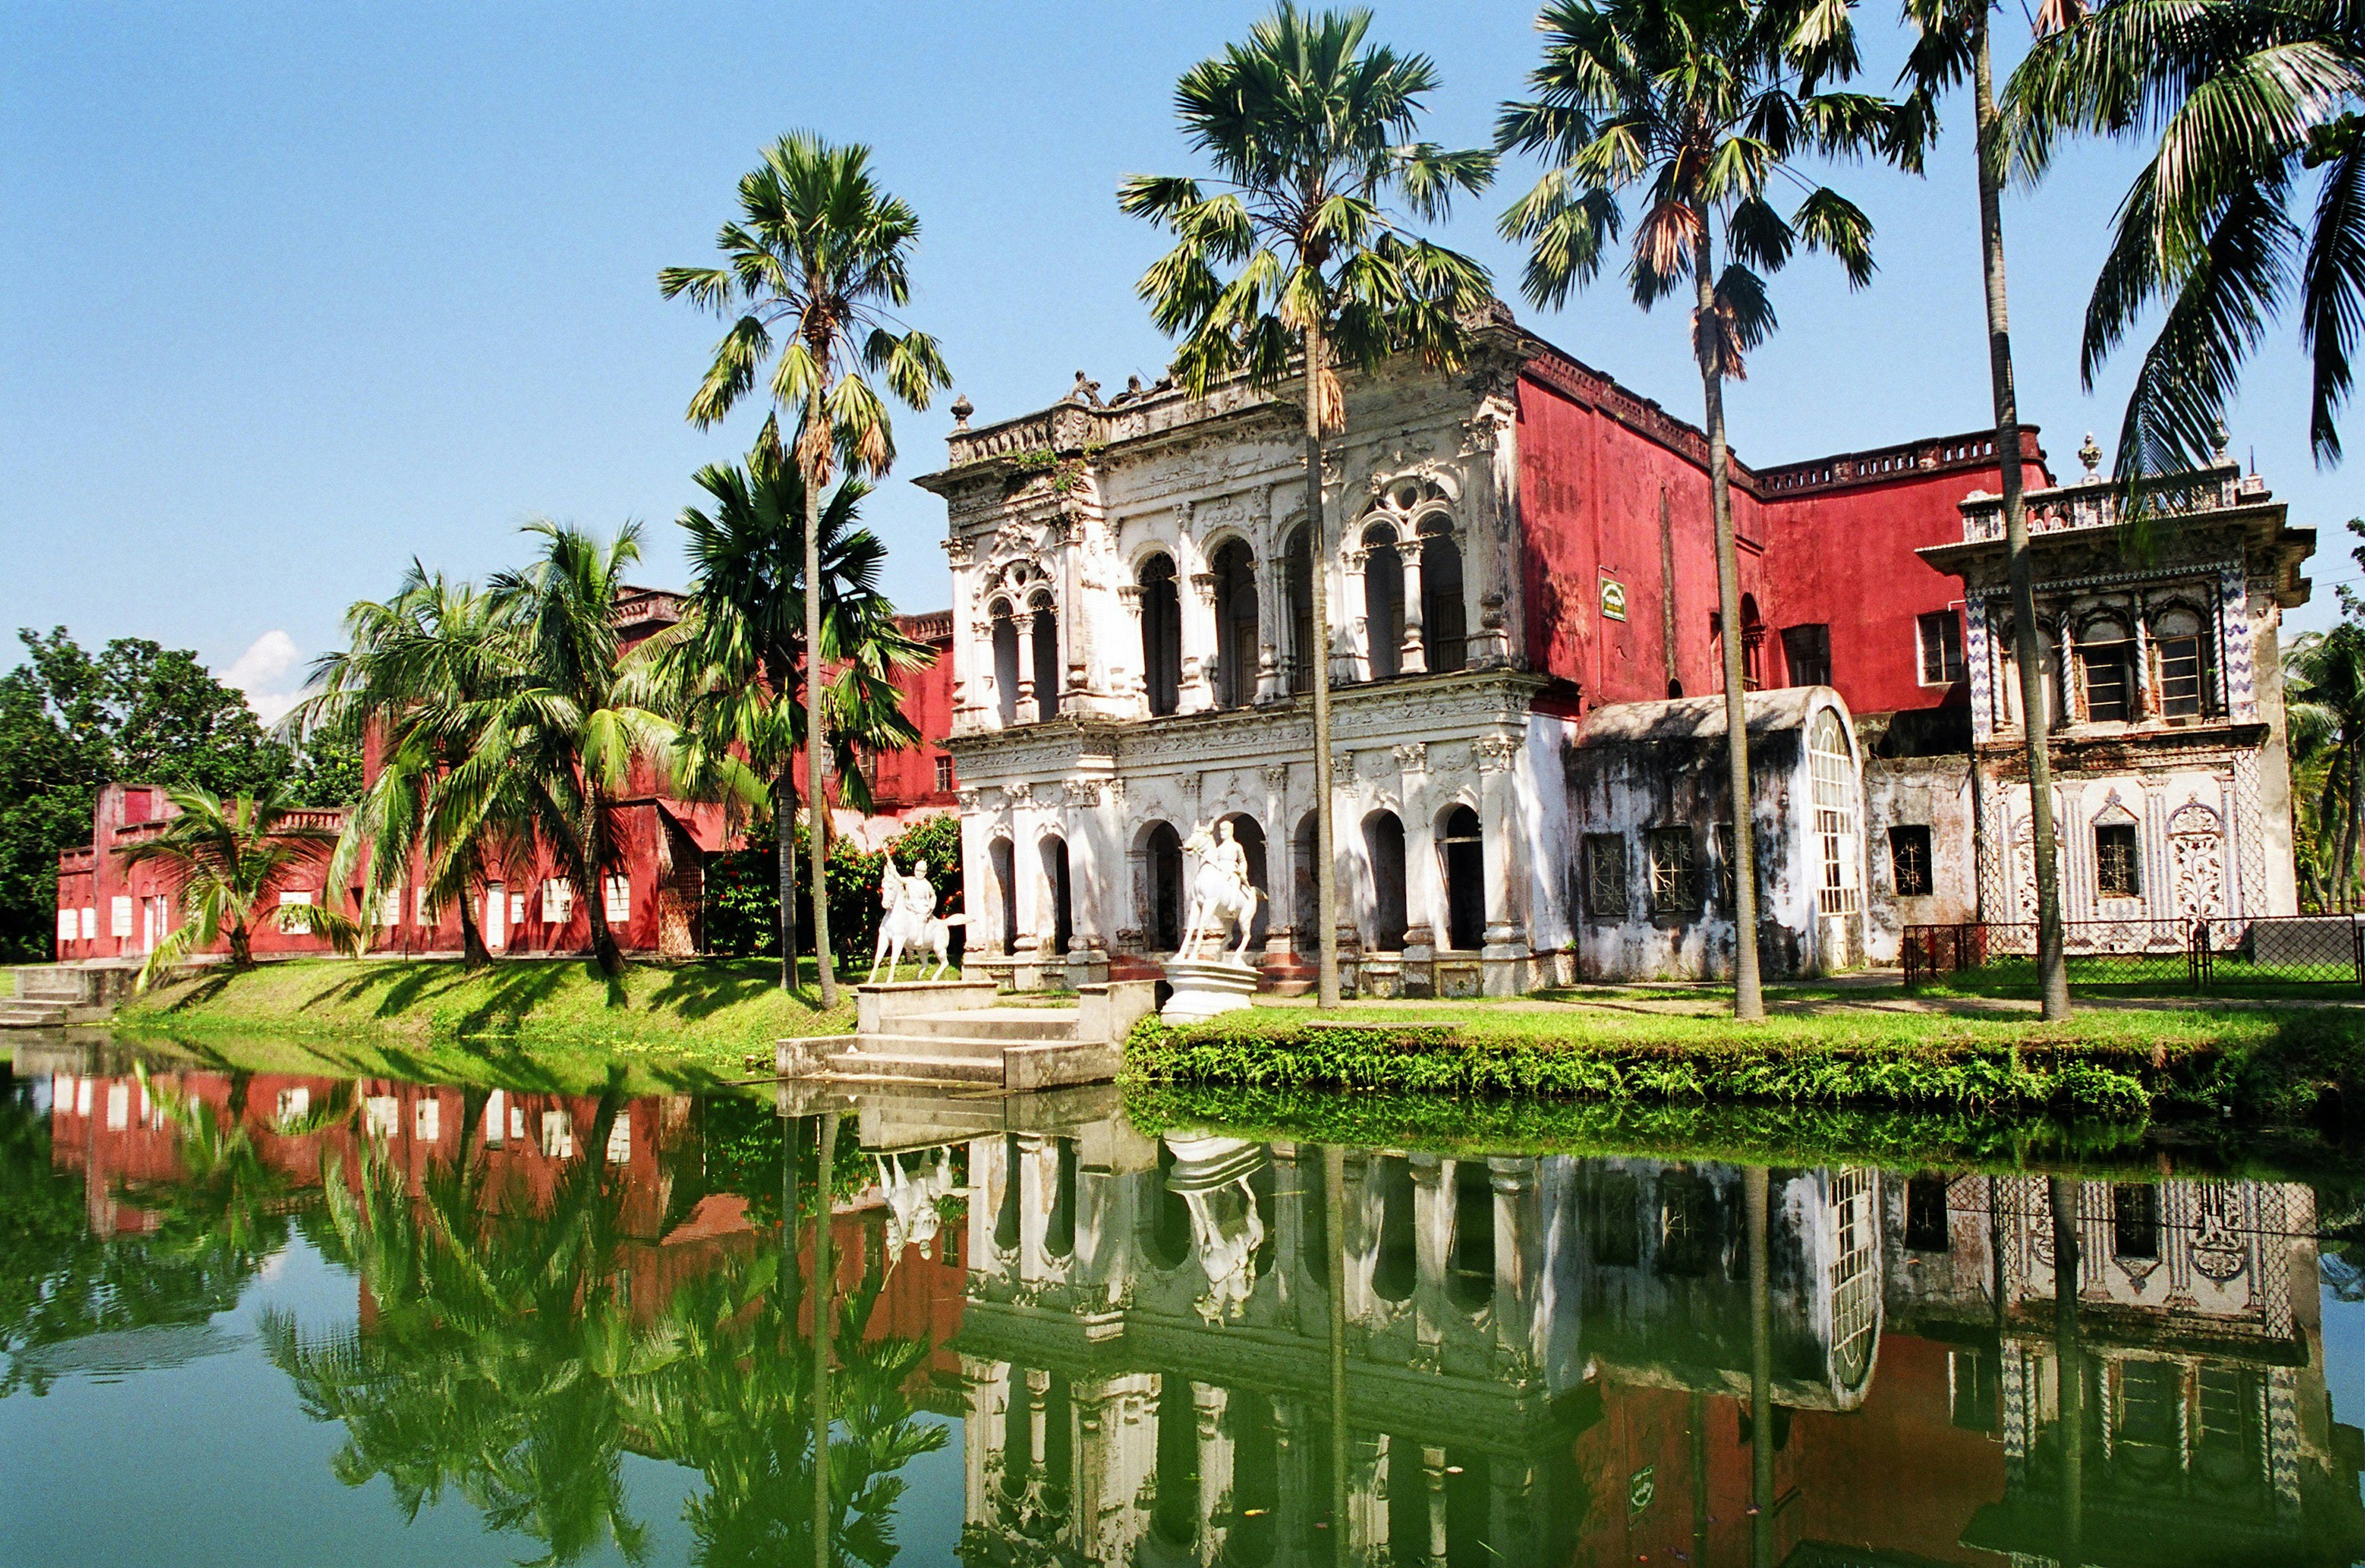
[950,395,973,431]
[2212,419,2233,466]
[2079,432,2102,479]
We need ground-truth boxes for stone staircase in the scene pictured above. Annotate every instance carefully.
[779,979,1153,1091]
[1,964,131,1028]
[0,996,73,1028]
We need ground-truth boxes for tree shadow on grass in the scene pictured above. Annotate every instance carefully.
[643,960,810,1024]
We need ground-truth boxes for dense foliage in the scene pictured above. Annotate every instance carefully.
[0,629,354,961]
[705,812,961,968]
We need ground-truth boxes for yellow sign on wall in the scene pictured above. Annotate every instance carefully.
[1599,575,1627,622]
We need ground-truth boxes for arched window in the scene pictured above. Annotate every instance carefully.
[1362,524,1403,680]
[1285,526,1315,693]
[1292,812,1318,950]
[1419,518,1466,673]
[1740,594,1766,690]
[989,836,1017,953]
[990,604,1020,727]
[2078,614,2134,722]
[1364,809,1408,952]
[1139,554,1182,716]
[1039,835,1072,956]
[1144,822,1184,952]
[1439,804,1484,950]
[1151,1368,1200,1546]
[1211,538,1259,709]
[1046,1138,1077,1259]
[1447,1160,1495,1312]
[2153,606,2214,717]
[1029,593,1060,718]
[1373,1155,1417,1302]
[1810,709,1859,917]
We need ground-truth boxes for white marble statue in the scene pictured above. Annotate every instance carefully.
[868,855,966,982]
[1178,820,1264,965]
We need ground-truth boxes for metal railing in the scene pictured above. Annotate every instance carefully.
[1902,915,2365,995]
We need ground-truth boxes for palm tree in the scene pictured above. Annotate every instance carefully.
[1497,0,1914,1017]
[662,132,952,1010]
[660,434,931,992]
[2003,0,2365,484]
[1899,0,2072,1017]
[2287,621,2365,903]
[298,566,517,968]
[445,520,753,978]
[1120,2,1495,1008]
[115,782,366,988]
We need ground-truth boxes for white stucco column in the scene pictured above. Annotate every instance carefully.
[971,616,1000,732]
[1261,763,1292,956]
[1011,788,1041,967]
[1117,584,1147,716]
[947,539,979,733]
[1182,568,1218,713]
[1341,546,1371,683]
[1476,735,1525,995]
[1013,616,1040,725]
[1400,746,1438,957]
[1195,1382,1232,1564]
[1399,548,1428,676]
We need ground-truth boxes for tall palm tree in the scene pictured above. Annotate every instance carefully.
[2003,0,2365,483]
[660,434,931,992]
[2287,621,2365,902]
[1498,0,1914,1017]
[116,782,366,988]
[662,133,952,1010]
[297,566,516,968]
[1900,0,2072,1017]
[1121,2,1495,1008]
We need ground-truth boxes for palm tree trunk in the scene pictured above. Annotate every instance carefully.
[778,769,799,992]
[804,426,839,1011]
[1308,317,1341,1009]
[583,802,625,977]
[459,897,491,969]
[1324,1143,1348,1541]
[1976,21,2069,1020]
[2050,1174,2085,1563]
[1696,225,1764,1020]
[2338,738,2363,901]
[1745,1164,1773,1568]
[229,922,254,969]
[812,1109,839,1568]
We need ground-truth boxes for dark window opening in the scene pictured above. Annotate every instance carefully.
[933,754,953,793]
[1365,811,1408,952]
[1784,622,1832,687]
[2112,1182,2161,1259]
[1890,825,1934,897]
[2079,629,2133,722]
[1950,1348,2000,1431]
[1447,1160,1495,1311]
[1440,805,1484,950]
[1041,836,1072,956]
[2157,632,2212,717]
[1584,833,1628,919]
[1362,527,1402,680]
[1030,600,1059,717]
[1906,1174,1951,1251]
[1420,522,1466,673]
[1146,823,1184,952]
[1212,538,1259,709]
[1285,527,1315,694]
[1647,827,1699,915]
[1374,1156,1417,1303]
[1588,1171,1639,1268]
[2096,823,2141,898]
[1659,1171,1715,1277]
[1918,610,1965,684]
[1140,556,1182,716]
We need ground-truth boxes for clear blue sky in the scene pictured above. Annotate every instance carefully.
[3,1,2353,719]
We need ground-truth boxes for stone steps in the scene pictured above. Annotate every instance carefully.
[0,1000,73,1028]
[780,980,1149,1093]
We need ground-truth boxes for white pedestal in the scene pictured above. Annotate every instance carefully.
[1159,957,1258,1024]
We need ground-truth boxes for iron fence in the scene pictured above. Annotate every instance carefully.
[1902,915,2365,995]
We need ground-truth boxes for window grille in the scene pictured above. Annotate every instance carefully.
[1714,824,1736,910]
[1784,623,1832,687]
[2079,623,2135,722]
[1918,610,1965,684]
[1949,1349,1999,1431]
[1647,828,1697,915]
[1829,1168,1879,1384]
[2095,823,2141,898]
[2111,1182,2160,1258]
[1583,834,1628,918]
[2156,632,2212,717]
[1888,825,1933,896]
[2115,1359,2181,1449]
[1809,711,1859,915]
[934,754,954,792]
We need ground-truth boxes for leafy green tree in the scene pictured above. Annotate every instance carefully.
[116,783,367,986]
[2288,619,2365,903]
[1899,0,2073,1016]
[1497,0,1913,1016]
[663,132,952,1010]
[2003,0,2365,482]
[660,442,930,991]
[1120,2,1495,1008]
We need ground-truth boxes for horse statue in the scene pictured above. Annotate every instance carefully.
[1178,820,1264,964]
[867,856,966,982]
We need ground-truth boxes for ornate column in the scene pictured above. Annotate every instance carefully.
[1399,544,1428,676]
[1489,1158,1539,1376]
[972,616,1001,732]
[947,536,980,734]
[1014,614,1040,726]
[1262,763,1293,959]
[1476,735,1526,996]
[1183,569,1219,713]
[1195,1381,1233,1564]
[1423,1445,1450,1568]
[1341,546,1371,683]
[1062,512,1090,709]
[961,1354,1006,1530]
[1409,1152,1449,1361]
[1010,784,1041,980]
[1117,584,1147,717]
[1397,745,1437,988]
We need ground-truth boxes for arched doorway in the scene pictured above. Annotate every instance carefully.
[1220,813,1270,948]
[1362,524,1402,680]
[1364,809,1408,952]
[1211,538,1258,708]
[991,605,1020,727]
[1029,593,1060,717]
[1285,526,1314,693]
[1292,811,1318,952]
[1139,554,1181,716]
[1439,804,1484,950]
[1419,519,1466,673]
[1144,822,1184,953]
[988,836,1017,953]
[1373,1155,1417,1301]
[1040,835,1072,956]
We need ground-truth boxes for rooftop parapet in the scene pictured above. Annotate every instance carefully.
[1957,458,2268,543]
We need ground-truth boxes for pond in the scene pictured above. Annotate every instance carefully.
[3,1038,2363,1567]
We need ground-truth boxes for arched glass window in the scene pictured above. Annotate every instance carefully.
[1139,555,1181,716]
[1419,518,1466,673]
[1029,593,1060,717]
[1439,804,1484,950]
[1362,525,1403,680]
[1365,810,1408,952]
[1211,538,1259,709]
[1810,709,1859,917]
[1285,526,1315,693]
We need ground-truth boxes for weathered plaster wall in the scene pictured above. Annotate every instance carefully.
[1861,755,1979,961]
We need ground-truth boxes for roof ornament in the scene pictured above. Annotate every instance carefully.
[2078,432,2102,480]
[950,395,973,432]
[2212,419,2232,466]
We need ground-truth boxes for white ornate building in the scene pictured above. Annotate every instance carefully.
[918,315,2315,990]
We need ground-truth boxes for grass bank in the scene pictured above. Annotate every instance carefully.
[1122,1000,2365,1123]
[114,956,860,1080]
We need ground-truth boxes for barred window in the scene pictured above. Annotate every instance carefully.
[2095,823,2141,898]
[1583,833,1628,918]
[1715,824,1736,910]
[1647,827,1697,915]
[2154,608,2213,718]
[2079,618,2134,722]
[1917,610,1965,684]
[541,878,574,923]
[1888,825,1933,897]
[934,754,954,792]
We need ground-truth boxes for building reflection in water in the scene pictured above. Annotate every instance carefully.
[10,1042,2364,1568]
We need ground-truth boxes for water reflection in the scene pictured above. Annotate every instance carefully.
[5,1040,2363,1568]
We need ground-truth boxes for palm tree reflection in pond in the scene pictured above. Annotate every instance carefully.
[263,1091,946,1567]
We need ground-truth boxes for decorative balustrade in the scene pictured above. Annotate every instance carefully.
[1756,432,2007,495]
[1959,464,2247,543]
